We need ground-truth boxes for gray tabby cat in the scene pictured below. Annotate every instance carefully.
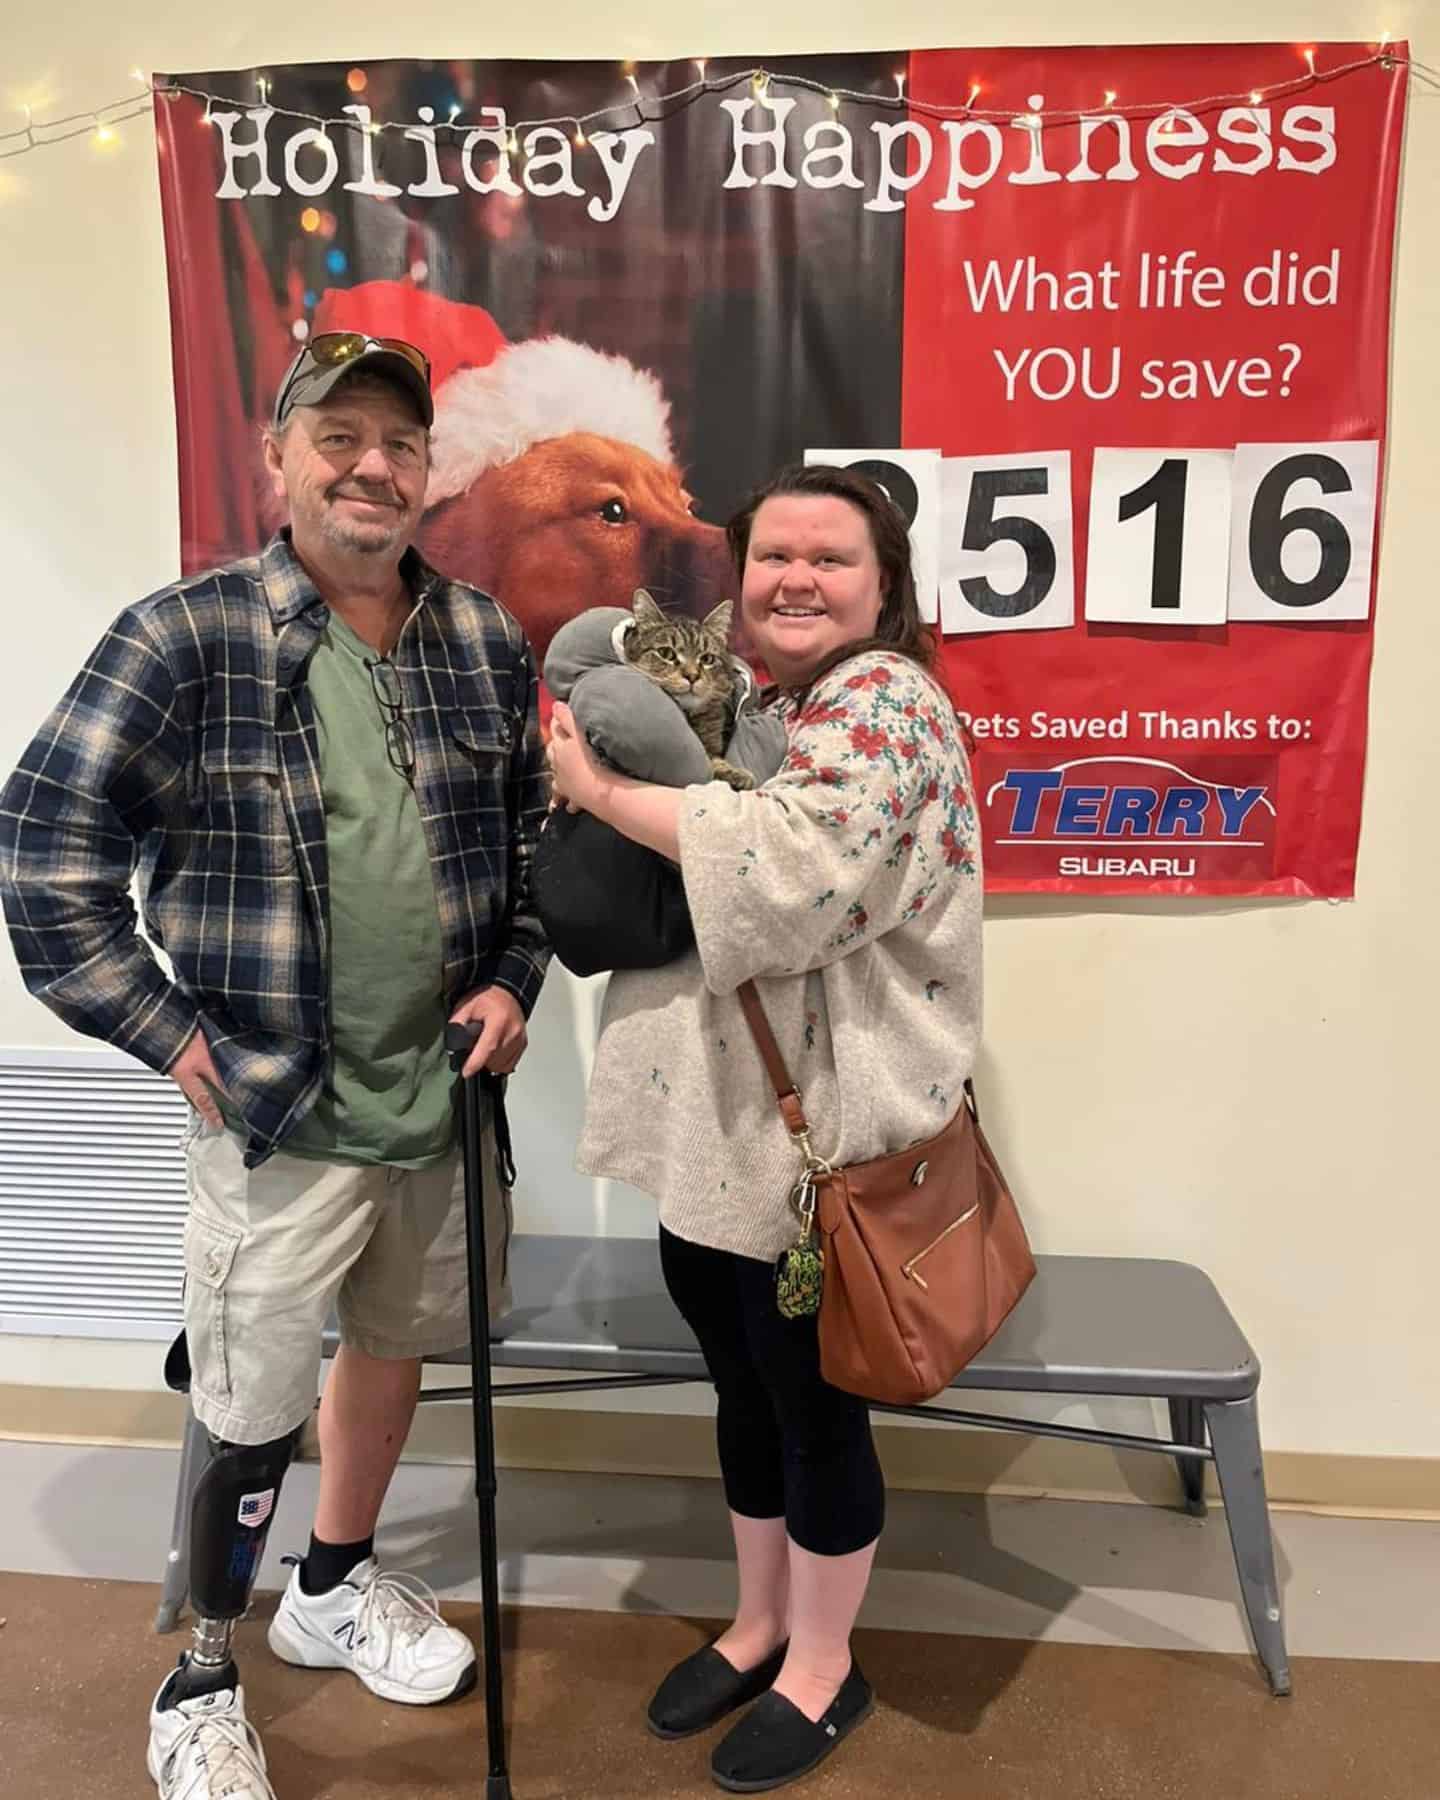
[621,591,755,790]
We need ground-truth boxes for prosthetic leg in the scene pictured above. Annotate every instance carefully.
[175,1428,301,1685]
[158,1328,301,1701]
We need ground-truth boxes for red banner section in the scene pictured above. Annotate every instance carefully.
[902,43,1406,894]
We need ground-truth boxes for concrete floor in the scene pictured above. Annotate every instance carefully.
[4,1438,1438,1664]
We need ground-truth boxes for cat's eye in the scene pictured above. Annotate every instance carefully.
[699,653,717,666]
[598,499,628,525]
[656,646,677,661]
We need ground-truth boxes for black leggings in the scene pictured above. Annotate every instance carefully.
[659,1225,885,1556]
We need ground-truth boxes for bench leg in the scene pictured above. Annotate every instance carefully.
[1204,1394,1291,1696]
[155,1405,209,1633]
[1167,1397,1208,1516]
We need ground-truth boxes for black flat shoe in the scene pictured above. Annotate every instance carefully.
[647,1640,789,1741]
[710,1662,874,1793]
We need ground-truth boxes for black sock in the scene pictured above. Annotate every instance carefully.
[299,1531,374,1596]
[161,1652,240,1709]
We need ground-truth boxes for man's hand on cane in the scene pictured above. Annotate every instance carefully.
[450,986,528,1080]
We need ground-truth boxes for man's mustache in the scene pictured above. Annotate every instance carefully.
[328,485,403,508]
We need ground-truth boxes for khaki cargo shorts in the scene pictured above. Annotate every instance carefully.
[181,1109,512,1446]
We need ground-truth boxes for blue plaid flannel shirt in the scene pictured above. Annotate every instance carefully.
[0,533,551,1164]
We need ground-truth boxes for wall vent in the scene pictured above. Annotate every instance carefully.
[0,1047,188,1339]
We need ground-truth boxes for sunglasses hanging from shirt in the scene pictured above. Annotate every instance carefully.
[365,656,417,781]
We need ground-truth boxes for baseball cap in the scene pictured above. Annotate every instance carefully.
[272,331,434,429]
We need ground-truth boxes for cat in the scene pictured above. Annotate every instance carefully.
[621,591,756,790]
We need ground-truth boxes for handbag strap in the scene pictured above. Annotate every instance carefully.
[736,979,812,1141]
[740,977,985,1143]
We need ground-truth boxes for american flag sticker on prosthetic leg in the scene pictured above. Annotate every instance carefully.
[238,1488,275,1529]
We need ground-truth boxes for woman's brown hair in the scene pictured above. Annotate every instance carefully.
[725,463,937,692]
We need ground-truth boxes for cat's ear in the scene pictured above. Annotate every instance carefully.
[701,599,734,644]
[631,590,667,627]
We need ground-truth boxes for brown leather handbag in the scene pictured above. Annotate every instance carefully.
[737,980,1037,1406]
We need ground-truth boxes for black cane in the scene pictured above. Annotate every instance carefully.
[446,1021,514,1800]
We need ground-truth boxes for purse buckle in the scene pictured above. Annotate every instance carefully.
[790,1123,832,1177]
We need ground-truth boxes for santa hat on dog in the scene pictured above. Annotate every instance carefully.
[312,282,675,504]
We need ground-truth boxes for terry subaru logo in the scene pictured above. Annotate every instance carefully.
[983,754,1278,881]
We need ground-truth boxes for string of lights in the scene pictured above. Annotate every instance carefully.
[0,47,1427,164]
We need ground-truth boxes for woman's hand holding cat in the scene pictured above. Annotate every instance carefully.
[548,702,606,815]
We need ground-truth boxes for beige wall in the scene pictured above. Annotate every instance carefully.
[2,3,1437,1478]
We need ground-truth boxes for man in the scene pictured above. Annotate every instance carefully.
[0,332,550,1800]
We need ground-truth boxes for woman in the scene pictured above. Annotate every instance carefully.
[547,463,982,1792]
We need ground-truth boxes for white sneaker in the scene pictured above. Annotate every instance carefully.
[266,1555,477,1705]
[146,1675,277,1800]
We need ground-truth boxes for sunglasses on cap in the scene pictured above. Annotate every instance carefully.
[273,332,434,428]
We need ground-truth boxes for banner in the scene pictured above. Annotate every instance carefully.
[154,44,1407,895]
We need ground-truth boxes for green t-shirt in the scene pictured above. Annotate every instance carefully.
[284,612,455,1169]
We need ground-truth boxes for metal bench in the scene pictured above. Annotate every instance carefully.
[157,1234,1290,1696]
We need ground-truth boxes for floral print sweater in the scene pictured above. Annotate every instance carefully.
[576,650,982,1265]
